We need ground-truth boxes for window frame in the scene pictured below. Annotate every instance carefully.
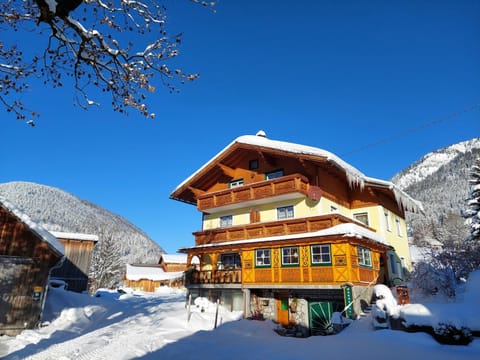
[277,205,294,220]
[384,211,391,232]
[353,212,369,226]
[219,215,233,227]
[310,244,332,266]
[281,246,300,267]
[358,246,372,268]
[229,178,244,189]
[395,217,402,237]
[255,248,271,268]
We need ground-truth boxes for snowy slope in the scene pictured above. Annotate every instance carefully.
[391,138,480,245]
[392,138,480,190]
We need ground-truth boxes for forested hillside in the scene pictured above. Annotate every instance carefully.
[392,138,480,246]
[0,181,164,265]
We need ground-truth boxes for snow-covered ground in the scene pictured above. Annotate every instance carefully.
[1,277,480,360]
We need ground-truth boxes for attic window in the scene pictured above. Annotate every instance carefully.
[249,159,258,170]
[229,179,244,188]
[265,169,284,180]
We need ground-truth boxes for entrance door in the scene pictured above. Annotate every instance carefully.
[309,301,334,335]
[276,298,289,326]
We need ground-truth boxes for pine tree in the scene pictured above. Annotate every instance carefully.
[88,230,123,293]
[464,157,480,245]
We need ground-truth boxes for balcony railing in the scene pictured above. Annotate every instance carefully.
[187,269,242,285]
[194,213,367,246]
[197,173,309,211]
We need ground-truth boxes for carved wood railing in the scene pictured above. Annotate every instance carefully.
[197,173,309,211]
[194,213,366,246]
[187,269,242,285]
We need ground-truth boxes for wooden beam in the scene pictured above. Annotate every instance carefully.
[217,163,236,178]
[187,186,206,198]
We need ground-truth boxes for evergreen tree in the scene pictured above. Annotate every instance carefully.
[464,157,480,245]
[88,230,123,293]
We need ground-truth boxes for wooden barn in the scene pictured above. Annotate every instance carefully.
[49,231,98,293]
[159,253,198,272]
[0,196,65,336]
[124,263,186,291]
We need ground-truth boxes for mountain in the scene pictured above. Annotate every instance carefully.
[0,181,164,264]
[392,138,480,245]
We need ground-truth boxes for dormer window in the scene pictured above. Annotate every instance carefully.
[249,159,259,170]
[265,169,284,180]
[229,179,244,188]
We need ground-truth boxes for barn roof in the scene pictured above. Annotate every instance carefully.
[0,195,65,257]
[160,254,199,264]
[125,264,184,281]
[50,231,99,242]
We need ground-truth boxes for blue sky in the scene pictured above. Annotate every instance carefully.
[1,0,479,254]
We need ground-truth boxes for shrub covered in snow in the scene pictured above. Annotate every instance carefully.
[371,284,399,328]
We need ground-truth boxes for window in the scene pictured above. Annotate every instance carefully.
[389,253,396,274]
[311,244,331,265]
[282,246,299,266]
[277,205,294,220]
[395,218,402,237]
[358,247,372,267]
[219,215,233,227]
[265,169,284,180]
[255,249,271,267]
[249,159,259,170]
[330,205,338,212]
[220,253,241,269]
[354,212,369,226]
[229,179,244,188]
[384,212,391,232]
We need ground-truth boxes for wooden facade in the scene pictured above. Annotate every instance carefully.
[170,132,422,328]
[0,197,64,336]
[49,231,98,293]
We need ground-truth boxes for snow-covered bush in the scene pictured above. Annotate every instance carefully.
[371,284,399,329]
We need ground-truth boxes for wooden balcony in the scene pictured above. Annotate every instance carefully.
[194,213,364,246]
[197,173,309,211]
[187,269,242,285]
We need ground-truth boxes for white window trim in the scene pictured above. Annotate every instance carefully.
[353,212,369,226]
[384,211,391,232]
[281,246,299,266]
[277,205,294,220]
[311,244,331,264]
[395,217,402,237]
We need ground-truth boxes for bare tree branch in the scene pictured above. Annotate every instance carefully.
[0,0,211,123]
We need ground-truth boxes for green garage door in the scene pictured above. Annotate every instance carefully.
[309,301,334,335]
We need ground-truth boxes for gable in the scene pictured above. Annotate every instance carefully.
[170,133,422,214]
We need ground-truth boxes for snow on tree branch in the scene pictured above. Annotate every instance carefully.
[0,0,211,123]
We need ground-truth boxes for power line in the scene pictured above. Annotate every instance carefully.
[341,103,480,157]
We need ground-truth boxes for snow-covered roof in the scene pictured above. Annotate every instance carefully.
[160,254,187,264]
[160,254,199,264]
[0,195,65,257]
[179,223,391,251]
[171,131,423,213]
[50,231,99,242]
[125,264,184,281]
